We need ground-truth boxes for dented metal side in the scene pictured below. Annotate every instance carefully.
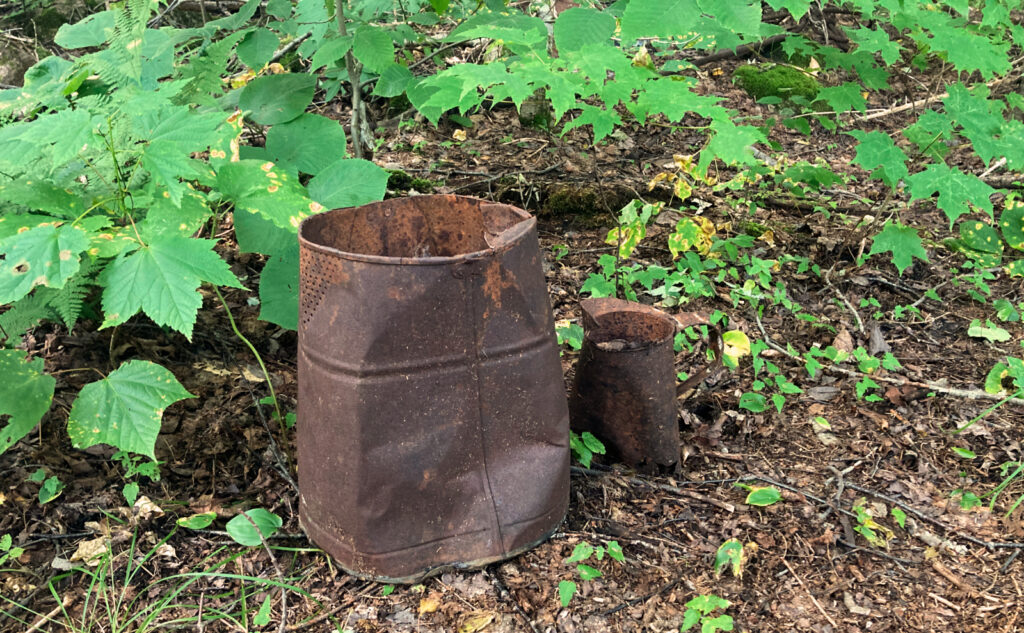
[570,298,679,471]
[297,195,569,583]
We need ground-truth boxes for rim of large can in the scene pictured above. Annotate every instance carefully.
[298,195,536,266]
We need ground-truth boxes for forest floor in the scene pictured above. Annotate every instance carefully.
[4,16,1024,633]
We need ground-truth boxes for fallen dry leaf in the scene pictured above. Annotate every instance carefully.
[70,537,109,566]
[459,612,495,633]
[418,593,442,615]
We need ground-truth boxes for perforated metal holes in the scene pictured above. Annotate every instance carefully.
[299,248,346,329]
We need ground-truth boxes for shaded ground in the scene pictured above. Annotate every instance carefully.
[4,11,1024,633]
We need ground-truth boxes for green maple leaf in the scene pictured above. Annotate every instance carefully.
[0,224,89,304]
[907,163,996,226]
[140,140,201,206]
[563,104,622,144]
[927,24,1010,79]
[635,77,728,123]
[621,0,699,42]
[869,222,928,275]
[67,360,193,459]
[943,83,1004,164]
[99,235,242,339]
[846,27,902,65]
[698,120,765,174]
[817,82,866,113]
[697,0,761,35]
[848,130,908,187]
[0,350,55,455]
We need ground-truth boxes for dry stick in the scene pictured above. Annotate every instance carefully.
[450,161,566,192]
[22,595,73,633]
[861,72,1011,122]
[240,512,289,633]
[752,311,1024,405]
[842,481,1024,551]
[824,267,865,335]
[1000,549,1022,574]
[691,33,790,67]
[270,32,311,64]
[198,591,206,633]
[781,558,838,628]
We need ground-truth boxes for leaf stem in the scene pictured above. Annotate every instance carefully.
[212,287,284,432]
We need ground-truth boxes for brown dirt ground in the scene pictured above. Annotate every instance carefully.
[4,14,1024,633]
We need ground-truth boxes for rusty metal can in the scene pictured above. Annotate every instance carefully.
[569,297,679,471]
[297,195,569,583]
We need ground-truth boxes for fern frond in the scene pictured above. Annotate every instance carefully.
[0,293,55,343]
[41,258,99,331]
[173,31,246,106]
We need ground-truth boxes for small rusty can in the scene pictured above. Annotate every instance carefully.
[569,297,679,471]
[297,195,569,583]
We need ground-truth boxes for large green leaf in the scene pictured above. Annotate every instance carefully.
[259,245,299,331]
[54,10,116,48]
[226,508,282,546]
[846,26,902,65]
[234,210,296,256]
[562,104,622,144]
[0,179,88,219]
[99,235,243,339]
[141,140,202,206]
[139,188,212,239]
[635,77,727,124]
[907,163,996,226]
[764,0,810,20]
[371,64,414,98]
[67,360,193,459]
[869,222,928,275]
[553,8,616,53]
[309,34,353,71]
[621,0,699,43]
[1001,199,1024,250]
[236,28,280,70]
[217,160,322,231]
[239,74,316,125]
[265,113,347,176]
[697,0,762,36]
[0,351,55,455]
[352,26,395,74]
[0,224,89,304]
[927,24,1010,79]
[307,158,389,209]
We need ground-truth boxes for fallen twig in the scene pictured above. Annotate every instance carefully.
[842,481,1024,551]
[753,311,1024,405]
[691,33,790,66]
[782,558,838,628]
[23,595,74,633]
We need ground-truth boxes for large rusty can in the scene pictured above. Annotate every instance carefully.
[569,297,679,471]
[297,195,569,583]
